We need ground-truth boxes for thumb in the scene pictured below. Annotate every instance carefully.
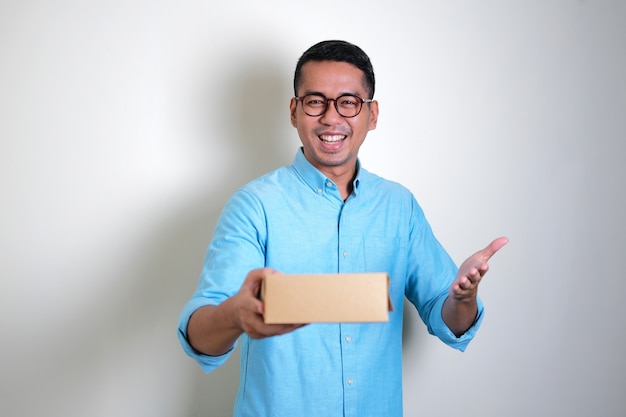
[483,236,509,260]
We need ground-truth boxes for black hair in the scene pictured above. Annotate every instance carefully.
[293,40,375,98]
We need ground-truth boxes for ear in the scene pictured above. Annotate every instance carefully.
[368,100,379,131]
[289,97,298,128]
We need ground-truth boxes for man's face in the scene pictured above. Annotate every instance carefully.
[290,61,378,179]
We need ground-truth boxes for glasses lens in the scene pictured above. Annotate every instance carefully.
[301,94,327,117]
[335,95,361,117]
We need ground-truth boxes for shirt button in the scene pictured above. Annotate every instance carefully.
[347,379,353,385]
[316,188,323,194]
[345,336,351,343]
[326,181,333,187]
[343,251,348,257]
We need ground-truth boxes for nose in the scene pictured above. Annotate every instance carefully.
[319,99,344,123]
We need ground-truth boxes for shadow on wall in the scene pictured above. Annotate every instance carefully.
[171,50,294,416]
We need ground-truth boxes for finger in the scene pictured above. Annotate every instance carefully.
[480,236,509,261]
[242,267,280,297]
[451,281,474,298]
[253,323,306,339]
[460,266,485,289]
[466,265,481,279]
[489,236,509,253]
[458,273,474,289]
[476,262,490,276]
[466,276,480,289]
[274,323,307,336]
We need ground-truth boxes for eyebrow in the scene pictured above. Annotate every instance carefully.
[300,90,363,98]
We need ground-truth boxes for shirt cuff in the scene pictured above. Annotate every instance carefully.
[177,298,236,373]
[427,295,485,352]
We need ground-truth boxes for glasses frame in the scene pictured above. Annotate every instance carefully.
[295,93,374,118]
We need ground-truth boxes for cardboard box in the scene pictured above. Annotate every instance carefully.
[261,272,393,324]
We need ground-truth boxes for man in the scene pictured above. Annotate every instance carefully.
[178,40,508,416]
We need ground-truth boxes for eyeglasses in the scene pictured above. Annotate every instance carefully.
[295,94,374,118]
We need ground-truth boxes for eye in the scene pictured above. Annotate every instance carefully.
[338,96,359,107]
[304,95,326,106]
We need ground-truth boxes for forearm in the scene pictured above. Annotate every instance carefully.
[441,296,478,338]
[187,298,243,356]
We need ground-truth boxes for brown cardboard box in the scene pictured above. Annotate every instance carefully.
[261,272,393,324]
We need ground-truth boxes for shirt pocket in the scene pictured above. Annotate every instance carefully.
[362,236,408,276]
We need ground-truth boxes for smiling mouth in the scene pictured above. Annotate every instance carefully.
[319,134,347,143]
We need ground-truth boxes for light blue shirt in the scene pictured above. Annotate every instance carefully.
[178,148,483,417]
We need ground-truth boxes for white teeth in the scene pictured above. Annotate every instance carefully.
[319,135,346,143]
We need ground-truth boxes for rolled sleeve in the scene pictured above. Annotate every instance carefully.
[177,297,236,373]
[427,295,485,352]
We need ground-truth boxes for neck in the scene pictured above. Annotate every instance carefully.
[299,149,358,201]
[321,166,356,201]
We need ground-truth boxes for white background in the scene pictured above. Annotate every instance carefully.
[1,1,624,416]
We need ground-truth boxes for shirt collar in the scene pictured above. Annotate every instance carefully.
[292,147,362,198]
